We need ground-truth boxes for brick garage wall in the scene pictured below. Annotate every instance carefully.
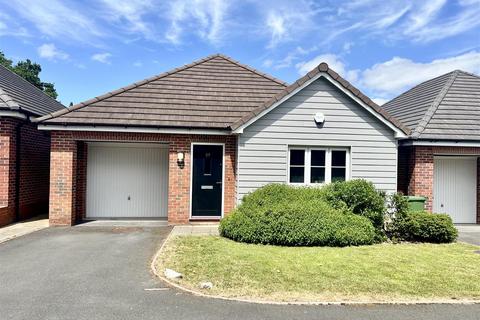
[398,145,480,223]
[49,130,237,226]
[0,118,51,227]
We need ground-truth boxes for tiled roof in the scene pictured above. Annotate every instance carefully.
[230,62,411,135]
[0,64,65,116]
[36,54,287,129]
[382,70,480,140]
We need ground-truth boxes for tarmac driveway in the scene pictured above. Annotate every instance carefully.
[457,225,480,246]
[0,226,479,320]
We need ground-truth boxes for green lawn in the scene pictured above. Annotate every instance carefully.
[157,236,480,302]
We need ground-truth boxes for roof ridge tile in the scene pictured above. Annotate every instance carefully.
[412,70,459,138]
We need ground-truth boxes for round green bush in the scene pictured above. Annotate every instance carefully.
[391,211,458,243]
[220,199,377,247]
[320,179,386,230]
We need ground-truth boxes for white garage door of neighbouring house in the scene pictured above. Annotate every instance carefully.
[86,143,169,219]
[433,157,477,224]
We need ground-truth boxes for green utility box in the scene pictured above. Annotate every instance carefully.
[405,196,427,212]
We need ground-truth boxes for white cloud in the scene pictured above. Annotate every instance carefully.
[262,3,319,48]
[295,51,480,102]
[266,12,286,48]
[164,0,230,45]
[0,12,29,37]
[91,52,112,64]
[405,0,446,33]
[37,43,69,60]
[361,51,480,98]
[262,59,273,68]
[331,0,480,44]
[5,0,103,44]
[133,61,143,67]
[296,53,359,83]
[99,0,156,40]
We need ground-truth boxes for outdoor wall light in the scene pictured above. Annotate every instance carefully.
[177,152,185,167]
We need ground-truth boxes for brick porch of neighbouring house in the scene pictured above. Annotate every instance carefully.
[398,145,480,224]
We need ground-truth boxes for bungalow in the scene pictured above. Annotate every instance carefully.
[34,54,408,226]
[0,65,65,226]
[383,70,480,224]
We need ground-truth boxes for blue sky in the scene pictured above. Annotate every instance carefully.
[0,0,479,106]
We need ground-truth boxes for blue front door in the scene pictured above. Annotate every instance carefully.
[191,144,223,217]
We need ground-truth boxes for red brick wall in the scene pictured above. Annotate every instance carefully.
[398,145,480,223]
[0,118,51,227]
[0,119,17,226]
[49,131,237,226]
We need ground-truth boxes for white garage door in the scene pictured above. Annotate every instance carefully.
[86,143,168,219]
[433,157,477,223]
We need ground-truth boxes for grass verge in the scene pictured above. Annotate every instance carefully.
[156,236,480,302]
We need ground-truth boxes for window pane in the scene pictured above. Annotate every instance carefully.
[310,167,325,183]
[290,149,305,166]
[332,150,346,167]
[332,168,346,182]
[311,150,326,166]
[289,167,305,183]
[203,152,211,175]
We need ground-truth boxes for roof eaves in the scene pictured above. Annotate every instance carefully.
[0,87,20,111]
[412,70,458,139]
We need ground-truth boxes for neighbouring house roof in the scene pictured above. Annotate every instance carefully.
[382,70,480,141]
[231,62,410,136]
[0,64,65,117]
[36,54,287,129]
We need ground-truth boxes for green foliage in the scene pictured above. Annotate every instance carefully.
[0,51,58,99]
[320,179,386,230]
[391,211,458,243]
[0,51,13,69]
[387,192,409,219]
[220,184,377,247]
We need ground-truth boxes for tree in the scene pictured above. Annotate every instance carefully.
[0,51,58,99]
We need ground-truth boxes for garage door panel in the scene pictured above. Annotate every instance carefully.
[86,143,168,218]
[434,157,476,224]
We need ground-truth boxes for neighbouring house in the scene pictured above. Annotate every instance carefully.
[383,70,480,224]
[0,65,65,227]
[34,54,409,226]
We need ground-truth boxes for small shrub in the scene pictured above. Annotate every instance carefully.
[220,199,376,247]
[320,179,386,230]
[391,211,458,243]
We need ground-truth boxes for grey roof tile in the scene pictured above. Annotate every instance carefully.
[382,70,480,141]
[0,64,65,116]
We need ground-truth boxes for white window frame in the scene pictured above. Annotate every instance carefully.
[287,147,350,185]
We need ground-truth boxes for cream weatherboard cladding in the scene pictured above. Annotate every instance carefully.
[237,77,398,201]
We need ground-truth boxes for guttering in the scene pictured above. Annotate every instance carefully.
[400,140,480,147]
[37,124,232,136]
[0,110,27,120]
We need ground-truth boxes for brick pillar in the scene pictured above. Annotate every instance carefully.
[0,118,17,226]
[409,146,434,211]
[167,136,190,224]
[49,132,77,226]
